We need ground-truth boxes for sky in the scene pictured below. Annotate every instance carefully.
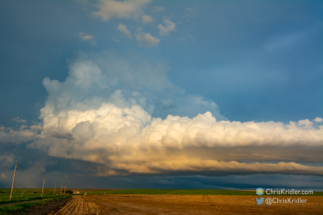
[0,0,322,190]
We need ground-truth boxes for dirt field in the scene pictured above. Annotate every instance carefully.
[44,194,323,215]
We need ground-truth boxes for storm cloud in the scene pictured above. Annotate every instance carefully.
[1,50,322,179]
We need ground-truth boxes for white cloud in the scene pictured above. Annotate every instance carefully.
[92,0,151,22]
[186,7,194,13]
[135,28,160,47]
[78,32,96,45]
[158,18,176,36]
[179,35,196,42]
[298,119,313,126]
[0,125,36,144]
[1,174,5,179]
[113,38,120,42]
[117,24,132,38]
[1,50,322,177]
[13,117,26,123]
[141,15,153,24]
[185,7,196,17]
[313,117,322,123]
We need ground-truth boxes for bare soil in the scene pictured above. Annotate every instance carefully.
[13,197,71,215]
[86,195,323,215]
[12,195,323,215]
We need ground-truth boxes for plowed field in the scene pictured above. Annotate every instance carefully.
[49,195,323,215]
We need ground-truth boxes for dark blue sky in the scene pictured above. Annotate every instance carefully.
[0,0,322,126]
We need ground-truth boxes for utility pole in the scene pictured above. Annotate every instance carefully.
[41,177,45,197]
[61,185,62,195]
[54,183,56,195]
[9,164,17,200]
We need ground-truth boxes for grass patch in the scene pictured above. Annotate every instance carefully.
[0,195,69,215]
[0,188,70,205]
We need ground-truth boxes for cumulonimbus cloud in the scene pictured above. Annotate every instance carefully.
[1,50,322,177]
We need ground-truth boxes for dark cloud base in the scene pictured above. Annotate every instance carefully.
[1,145,322,190]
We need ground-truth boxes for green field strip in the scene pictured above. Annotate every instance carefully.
[0,196,70,215]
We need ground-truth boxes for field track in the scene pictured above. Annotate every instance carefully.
[47,194,323,215]
[52,196,100,215]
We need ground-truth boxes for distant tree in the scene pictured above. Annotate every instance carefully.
[65,190,73,194]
